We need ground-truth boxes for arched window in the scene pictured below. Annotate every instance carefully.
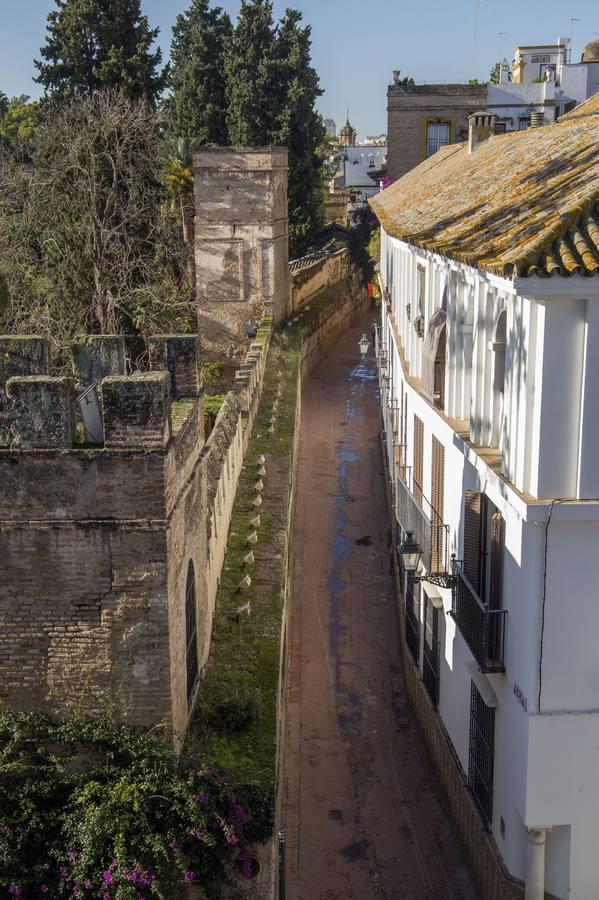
[185,561,198,704]
[421,308,447,410]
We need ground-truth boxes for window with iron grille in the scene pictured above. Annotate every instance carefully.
[426,121,451,157]
[185,561,199,704]
[468,681,495,829]
[423,595,440,707]
[405,578,421,665]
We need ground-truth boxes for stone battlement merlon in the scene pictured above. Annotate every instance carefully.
[0,333,202,451]
[0,336,50,412]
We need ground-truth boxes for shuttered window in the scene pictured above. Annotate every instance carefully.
[413,415,424,506]
[463,491,482,593]
[431,436,445,572]
[463,495,505,609]
[489,511,504,611]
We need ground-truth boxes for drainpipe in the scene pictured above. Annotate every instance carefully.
[525,828,549,900]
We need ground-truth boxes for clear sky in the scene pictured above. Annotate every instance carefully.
[1,0,597,137]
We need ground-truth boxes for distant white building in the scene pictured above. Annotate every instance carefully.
[335,117,387,212]
[371,95,599,900]
[490,36,599,129]
[323,117,336,137]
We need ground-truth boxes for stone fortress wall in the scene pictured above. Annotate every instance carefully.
[0,146,357,754]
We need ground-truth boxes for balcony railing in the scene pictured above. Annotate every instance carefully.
[395,467,449,573]
[451,563,507,673]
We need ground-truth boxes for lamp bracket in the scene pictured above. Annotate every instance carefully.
[411,572,457,590]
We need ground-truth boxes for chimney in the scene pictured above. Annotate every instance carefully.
[530,111,545,128]
[468,112,496,153]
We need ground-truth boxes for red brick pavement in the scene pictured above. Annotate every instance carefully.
[283,316,478,900]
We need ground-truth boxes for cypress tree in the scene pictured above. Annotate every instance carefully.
[169,0,232,146]
[224,0,278,146]
[273,9,326,257]
[35,0,166,103]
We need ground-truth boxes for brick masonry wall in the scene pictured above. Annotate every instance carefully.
[387,86,487,180]
[0,522,172,727]
[300,278,372,379]
[0,324,272,747]
[290,249,349,313]
[0,396,206,740]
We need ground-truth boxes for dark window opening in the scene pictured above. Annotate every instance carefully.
[426,121,451,157]
[468,681,495,829]
[405,578,421,664]
[186,561,199,704]
[423,596,441,707]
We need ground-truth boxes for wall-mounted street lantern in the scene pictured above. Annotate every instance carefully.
[398,530,457,589]
[359,334,370,357]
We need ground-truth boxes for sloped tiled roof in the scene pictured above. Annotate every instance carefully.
[370,95,599,278]
[559,91,599,121]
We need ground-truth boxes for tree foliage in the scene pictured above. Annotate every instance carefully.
[169,0,231,146]
[0,96,40,148]
[224,0,278,145]
[489,62,500,83]
[273,10,326,256]
[393,70,415,85]
[35,0,167,103]
[0,91,192,361]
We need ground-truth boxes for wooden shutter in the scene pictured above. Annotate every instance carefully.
[463,491,482,593]
[489,511,505,611]
[403,390,408,450]
[413,415,424,506]
[431,436,445,572]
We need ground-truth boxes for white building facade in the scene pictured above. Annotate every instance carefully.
[373,102,599,900]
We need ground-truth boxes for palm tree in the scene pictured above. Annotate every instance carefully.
[167,137,196,295]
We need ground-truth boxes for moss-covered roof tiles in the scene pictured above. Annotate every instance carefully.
[369,99,599,278]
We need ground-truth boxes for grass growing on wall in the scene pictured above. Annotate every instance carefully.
[184,279,356,804]
[185,337,298,795]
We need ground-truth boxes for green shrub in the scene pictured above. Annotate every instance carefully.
[0,711,268,898]
[198,673,262,733]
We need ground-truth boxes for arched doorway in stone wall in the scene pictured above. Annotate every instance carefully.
[185,561,199,705]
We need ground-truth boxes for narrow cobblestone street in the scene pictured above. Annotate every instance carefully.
[283,315,478,900]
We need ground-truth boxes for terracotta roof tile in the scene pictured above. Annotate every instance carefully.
[370,99,599,278]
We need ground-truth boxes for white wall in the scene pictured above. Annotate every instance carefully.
[380,227,599,898]
[342,145,387,193]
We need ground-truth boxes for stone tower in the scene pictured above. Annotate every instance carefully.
[339,118,357,147]
[193,147,289,361]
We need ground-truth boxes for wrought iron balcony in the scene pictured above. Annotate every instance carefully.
[451,563,507,673]
[395,467,449,574]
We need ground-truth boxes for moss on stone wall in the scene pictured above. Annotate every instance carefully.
[184,276,361,811]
